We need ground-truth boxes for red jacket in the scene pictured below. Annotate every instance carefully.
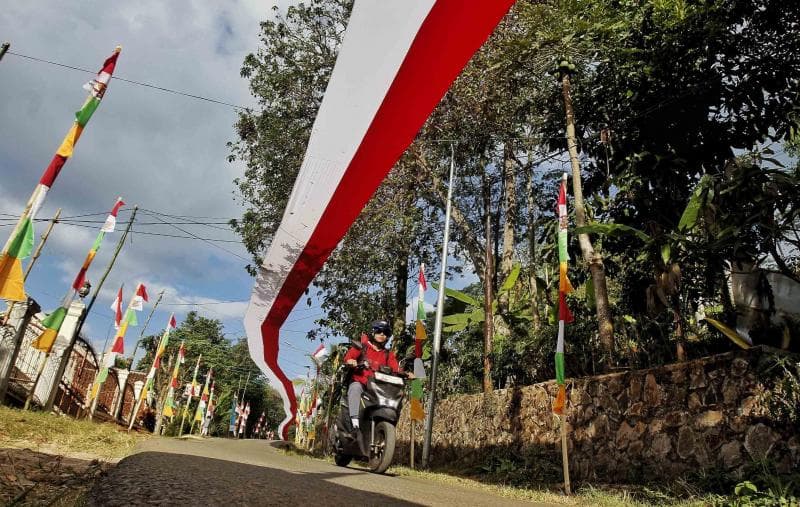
[344,340,399,385]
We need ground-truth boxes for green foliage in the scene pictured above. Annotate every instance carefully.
[760,355,800,431]
[437,264,524,333]
[136,311,284,436]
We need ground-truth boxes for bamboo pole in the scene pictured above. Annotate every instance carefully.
[560,413,571,495]
[128,290,164,369]
[45,207,138,411]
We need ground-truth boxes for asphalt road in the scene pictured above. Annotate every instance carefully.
[88,437,545,506]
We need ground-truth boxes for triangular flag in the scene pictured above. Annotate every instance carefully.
[124,308,138,326]
[130,283,148,311]
[111,285,123,329]
[0,217,35,301]
[413,357,426,378]
[100,198,125,233]
[31,307,68,353]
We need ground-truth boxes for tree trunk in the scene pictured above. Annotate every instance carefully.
[483,174,494,393]
[499,143,517,312]
[561,73,615,365]
[392,254,409,341]
[526,165,541,330]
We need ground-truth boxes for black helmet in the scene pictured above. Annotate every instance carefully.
[370,320,393,338]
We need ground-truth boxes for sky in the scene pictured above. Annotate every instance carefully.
[0,0,334,381]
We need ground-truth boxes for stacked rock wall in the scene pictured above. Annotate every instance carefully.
[396,347,798,482]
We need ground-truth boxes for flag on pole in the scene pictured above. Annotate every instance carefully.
[194,369,213,422]
[312,343,328,363]
[111,285,123,329]
[108,284,146,360]
[414,263,428,378]
[100,197,125,233]
[183,355,202,419]
[409,264,427,421]
[152,313,176,369]
[553,174,574,415]
[239,402,250,436]
[31,307,67,353]
[163,339,185,418]
[130,283,149,311]
[89,284,146,401]
[32,198,125,353]
[73,197,124,291]
[0,218,34,301]
[0,47,121,302]
[171,341,185,389]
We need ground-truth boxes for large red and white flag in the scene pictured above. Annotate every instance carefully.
[243,0,515,440]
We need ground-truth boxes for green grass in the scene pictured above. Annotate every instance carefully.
[388,466,722,506]
[0,405,146,460]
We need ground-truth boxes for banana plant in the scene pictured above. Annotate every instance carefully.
[574,175,748,355]
[434,263,531,334]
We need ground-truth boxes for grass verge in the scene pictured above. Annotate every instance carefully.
[0,405,145,460]
[388,465,723,506]
[280,443,722,506]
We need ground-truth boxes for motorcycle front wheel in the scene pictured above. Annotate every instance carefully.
[367,421,396,474]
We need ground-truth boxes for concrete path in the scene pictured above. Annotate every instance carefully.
[88,437,546,506]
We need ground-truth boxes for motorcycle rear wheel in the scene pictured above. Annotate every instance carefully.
[367,421,396,474]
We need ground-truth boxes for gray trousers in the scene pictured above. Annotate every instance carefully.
[347,382,364,421]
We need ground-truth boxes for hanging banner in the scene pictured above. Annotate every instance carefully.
[243,0,515,440]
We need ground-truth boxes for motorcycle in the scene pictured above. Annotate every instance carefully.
[330,340,406,474]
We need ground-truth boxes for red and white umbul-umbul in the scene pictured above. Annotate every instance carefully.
[243,0,516,440]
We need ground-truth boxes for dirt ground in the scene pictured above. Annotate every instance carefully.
[0,447,113,506]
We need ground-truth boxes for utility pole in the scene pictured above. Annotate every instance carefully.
[128,289,164,370]
[422,145,456,468]
[0,298,40,402]
[0,42,10,62]
[44,206,138,411]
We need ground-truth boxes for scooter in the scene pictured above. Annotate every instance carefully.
[330,342,405,474]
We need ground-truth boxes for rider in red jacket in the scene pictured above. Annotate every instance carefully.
[344,320,399,433]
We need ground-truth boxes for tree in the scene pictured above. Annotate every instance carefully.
[136,312,283,436]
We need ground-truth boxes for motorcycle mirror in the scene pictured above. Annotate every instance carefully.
[350,337,364,350]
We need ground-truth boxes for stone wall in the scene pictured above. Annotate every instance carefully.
[396,347,798,482]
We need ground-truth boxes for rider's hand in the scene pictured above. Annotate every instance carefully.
[406,372,415,379]
[346,359,357,367]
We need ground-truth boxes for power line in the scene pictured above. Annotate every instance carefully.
[7,51,250,110]
[139,212,251,261]
[161,299,249,306]
[11,219,246,245]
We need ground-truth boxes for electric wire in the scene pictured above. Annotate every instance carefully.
[7,51,250,111]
